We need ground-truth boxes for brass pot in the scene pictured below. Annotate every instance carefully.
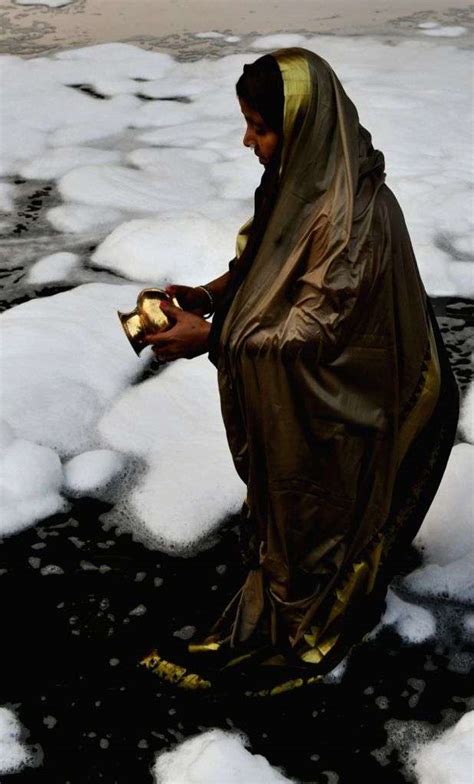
[117,288,181,356]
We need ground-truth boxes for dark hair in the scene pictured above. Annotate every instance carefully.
[236,54,284,135]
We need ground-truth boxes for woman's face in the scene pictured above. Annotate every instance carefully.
[239,97,280,167]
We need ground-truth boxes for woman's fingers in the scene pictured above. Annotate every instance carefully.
[164,284,205,314]
[160,301,182,320]
[148,309,209,361]
[165,284,178,297]
[152,342,179,362]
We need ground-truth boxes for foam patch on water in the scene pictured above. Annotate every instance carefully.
[27,252,80,285]
[417,22,441,30]
[0,284,145,534]
[370,589,436,644]
[152,729,293,783]
[413,711,474,783]
[420,25,467,38]
[91,214,238,284]
[98,355,244,552]
[46,204,125,235]
[0,425,67,535]
[63,449,127,499]
[19,146,122,181]
[404,444,474,603]
[0,707,35,774]
[57,164,218,216]
[195,32,226,40]
[1,283,142,457]
[323,657,349,684]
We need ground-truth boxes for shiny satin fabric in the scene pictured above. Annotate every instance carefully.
[200,48,449,668]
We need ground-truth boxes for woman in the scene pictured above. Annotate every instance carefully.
[144,48,459,695]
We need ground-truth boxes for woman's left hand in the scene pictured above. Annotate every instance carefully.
[148,301,211,362]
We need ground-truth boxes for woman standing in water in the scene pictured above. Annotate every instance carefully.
[144,48,459,694]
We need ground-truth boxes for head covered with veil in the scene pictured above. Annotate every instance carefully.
[209,47,386,367]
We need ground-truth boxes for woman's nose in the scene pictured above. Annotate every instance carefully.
[243,127,255,148]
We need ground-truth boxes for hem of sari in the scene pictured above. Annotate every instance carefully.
[188,300,459,683]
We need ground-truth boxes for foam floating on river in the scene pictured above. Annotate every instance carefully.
[152,728,294,783]
[0,707,36,775]
[404,444,474,603]
[413,711,474,784]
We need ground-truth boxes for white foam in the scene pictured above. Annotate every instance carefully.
[132,99,198,129]
[0,707,34,774]
[0,420,15,451]
[250,34,308,50]
[98,355,244,552]
[323,657,348,684]
[372,589,436,643]
[26,251,80,285]
[459,381,474,444]
[90,214,237,284]
[1,283,142,458]
[46,203,124,234]
[195,32,225,39]
[404,444,474,602]
[417,22,441,30]
[413,711,474,783]
[126,146,218,204]
[55,43,175,72]
[0,122,47,175]
[19,146,122,181]
[152,729,293,783]
[0,183,15,212]
[7,74,137,135]
[63,449,127,499]
[0,434,66,536]
[421,26,467,37]
[50,95,141,146]
[58,164,214,214]
[0,283,145,534]
[136,119,235,146]
[210,156,262,200]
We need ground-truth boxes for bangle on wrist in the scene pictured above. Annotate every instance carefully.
[195,285,214,318]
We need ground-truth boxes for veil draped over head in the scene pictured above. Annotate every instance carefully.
[221,47,387,364]
[199,48,457,675]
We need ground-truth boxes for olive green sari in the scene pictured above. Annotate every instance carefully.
[141,48,458,696]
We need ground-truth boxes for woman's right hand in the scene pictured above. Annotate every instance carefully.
[164,284,211,317]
